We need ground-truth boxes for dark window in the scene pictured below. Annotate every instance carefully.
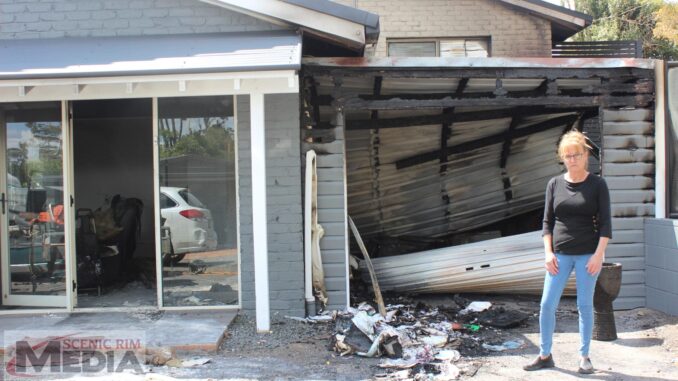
[388,38,490,58]
[178,189,205,208]
[160,193,177,209]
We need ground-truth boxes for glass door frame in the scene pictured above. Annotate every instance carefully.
[0,100,75,309]
[152,96,242,310]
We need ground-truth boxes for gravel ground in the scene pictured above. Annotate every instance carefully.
[39,294,678,381]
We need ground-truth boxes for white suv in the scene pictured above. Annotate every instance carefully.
[160,187,218,263]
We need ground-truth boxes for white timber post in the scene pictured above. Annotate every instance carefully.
[250,92,270,332]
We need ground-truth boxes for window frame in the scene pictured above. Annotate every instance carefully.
[387,37,492,58]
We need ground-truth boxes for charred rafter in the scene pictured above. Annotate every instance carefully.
[455,78,469,97]
[301,65,653,81]
[342,94,653,111]
[500,115,523,202]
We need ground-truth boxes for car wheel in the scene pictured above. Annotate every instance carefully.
[162,243,185,266]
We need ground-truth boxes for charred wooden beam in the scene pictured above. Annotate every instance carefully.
[440,108,454,217]
[500,116,522,169]
[371,76,383,121]
[396,114,581,169]
[307,76,320,128]
[440,108,454,174]
[561,80,654,96]
[358,92,496,101]
[585,136,601,160]
[455,78,469,97]
[342,94,654,111]
[302,66,653,81]
[500,115,523,202]
[494,79,508,97]
[316,94,333,106]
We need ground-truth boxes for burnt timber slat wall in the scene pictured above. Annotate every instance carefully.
[314,117,349,311]
[301,78,349,311]
[602,108,655,310]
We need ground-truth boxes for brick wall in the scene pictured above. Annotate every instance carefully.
[237,94,305,316]
[334,0,552,57]
[0,0,280,40]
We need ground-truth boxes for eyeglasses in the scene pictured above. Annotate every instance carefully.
[562,153,584,161]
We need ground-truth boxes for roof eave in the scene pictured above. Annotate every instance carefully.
[199,0,378,51]
[496,0,592,41]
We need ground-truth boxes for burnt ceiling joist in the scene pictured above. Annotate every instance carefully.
[341,94,653,110]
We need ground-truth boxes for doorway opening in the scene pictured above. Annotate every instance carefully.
[72,99,156,308]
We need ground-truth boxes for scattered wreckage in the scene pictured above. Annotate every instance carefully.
[296,297,530,380]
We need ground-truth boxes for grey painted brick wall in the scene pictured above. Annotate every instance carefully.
[645,218,678,315]
[237,94,305,317]
[0,0,281,40]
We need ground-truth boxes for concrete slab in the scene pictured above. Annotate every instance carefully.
[0,310,236,355]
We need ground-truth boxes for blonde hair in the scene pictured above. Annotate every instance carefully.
[558,130,591,159]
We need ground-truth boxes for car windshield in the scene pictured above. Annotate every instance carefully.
[178,189,205,208]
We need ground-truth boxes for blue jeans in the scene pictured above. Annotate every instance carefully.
[539,253,599,357]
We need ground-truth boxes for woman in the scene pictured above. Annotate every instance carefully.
[523,130,611,374]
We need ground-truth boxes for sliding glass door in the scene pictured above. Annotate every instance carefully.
[0,102,69,307]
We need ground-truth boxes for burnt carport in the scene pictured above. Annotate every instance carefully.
[301,57,657,310]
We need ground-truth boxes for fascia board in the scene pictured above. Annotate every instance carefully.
[498,0,588,28]
[199,0,365,48]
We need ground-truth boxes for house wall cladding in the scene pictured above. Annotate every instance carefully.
[645,219,678,315]
[333,0,552,57]
[0,0,280,40]
[301,114,349,312]
[601,108,655,310]
[237,94,305,316]
[645,218,678,315]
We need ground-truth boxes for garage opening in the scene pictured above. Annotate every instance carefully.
[301,59,654,298]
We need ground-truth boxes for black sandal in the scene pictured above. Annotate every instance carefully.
[523,354,555,371]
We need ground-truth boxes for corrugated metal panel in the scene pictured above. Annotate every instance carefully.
[0,32,301,79]
[345,111,575,240]
[362,231,577,295]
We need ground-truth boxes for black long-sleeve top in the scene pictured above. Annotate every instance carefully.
[542,174,612,255]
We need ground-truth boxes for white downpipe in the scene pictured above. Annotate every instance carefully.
[251,92,270,332]
[304,150,317,314]
[655,61,667,219]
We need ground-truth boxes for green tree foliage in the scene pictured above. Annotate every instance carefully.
[572,0,678,60]
[159,117,235,159]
